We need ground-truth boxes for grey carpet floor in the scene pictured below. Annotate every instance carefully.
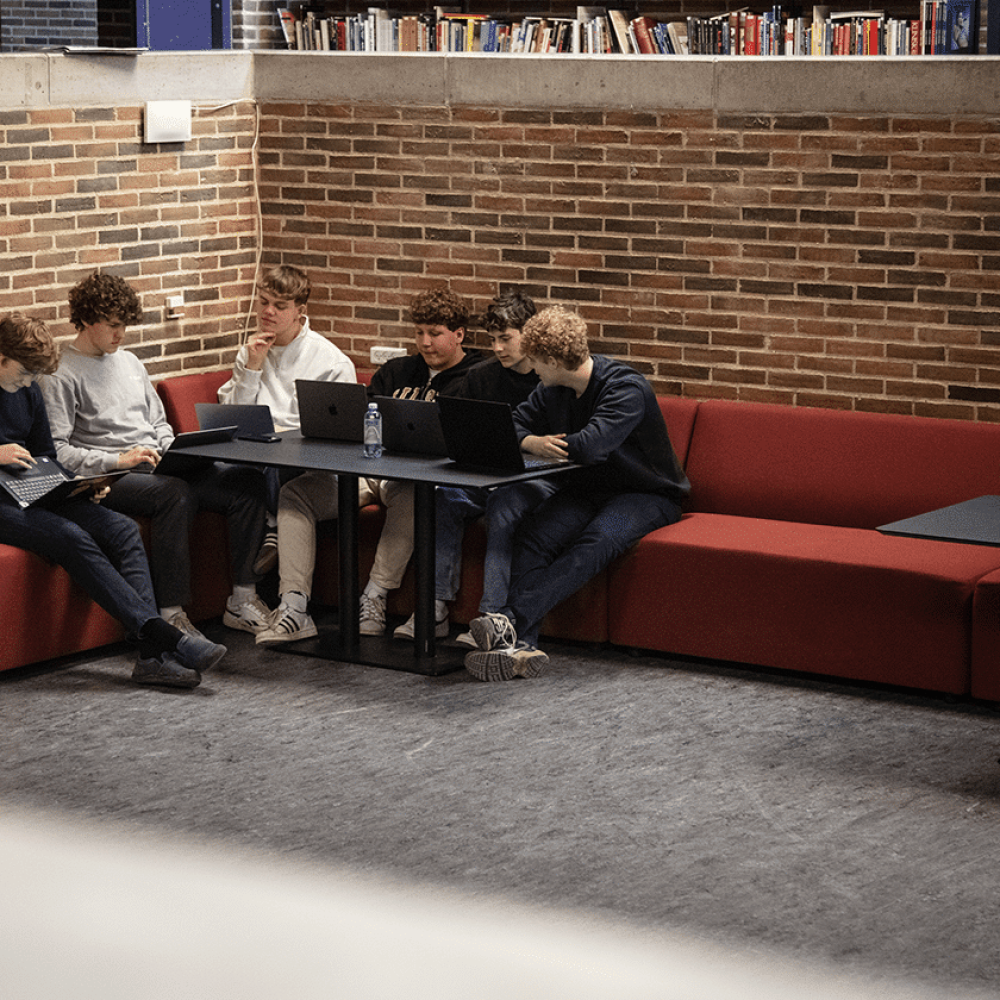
[3,622,1000,995]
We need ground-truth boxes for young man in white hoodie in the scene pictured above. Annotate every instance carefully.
[40,271,272,642]
[217,265,357,573]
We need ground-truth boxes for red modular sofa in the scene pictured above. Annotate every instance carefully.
[5,368,1000,703]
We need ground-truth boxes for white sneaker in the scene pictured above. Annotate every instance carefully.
[255,604,317,645]
[223,594,274,635]
[455,631,477,649]
[393,610,449,640]
[359,593,387,636]
[464,643,549,682]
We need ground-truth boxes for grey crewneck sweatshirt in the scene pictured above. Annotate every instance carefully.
[39,344,174,478]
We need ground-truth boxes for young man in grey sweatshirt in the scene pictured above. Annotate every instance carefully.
[40,271,272,640]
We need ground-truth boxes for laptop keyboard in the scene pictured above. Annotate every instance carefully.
[6,473,64,505]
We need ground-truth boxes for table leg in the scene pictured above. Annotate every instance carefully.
[337,473,359,650]
[412,480,436,658]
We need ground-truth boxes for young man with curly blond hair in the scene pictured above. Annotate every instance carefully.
[257,286,484,645]
[464,305,690,682]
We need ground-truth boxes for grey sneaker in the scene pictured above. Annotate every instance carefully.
[223,594,274,635]
[455,631,478,649]
[255,604,317,645]
[393,610,449,641]
[174,632,228,673]
[359,593,387,636]
[469,612,517,652]
[464,643,549,683]
[132,653,201,689]
[167,611,206,640]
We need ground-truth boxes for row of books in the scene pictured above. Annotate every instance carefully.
[277,2,978,56]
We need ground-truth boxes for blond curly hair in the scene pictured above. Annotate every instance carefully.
[520,306,590,369]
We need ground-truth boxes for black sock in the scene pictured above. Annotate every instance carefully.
[137,617,182,660]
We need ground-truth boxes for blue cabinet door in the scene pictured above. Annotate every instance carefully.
[137,0,230,50]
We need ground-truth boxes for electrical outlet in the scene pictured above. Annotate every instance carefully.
[370,346,408,366]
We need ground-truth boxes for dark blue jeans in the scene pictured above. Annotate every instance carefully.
[435,479,559,612]
[0,495,158,638]
[501,489,682,648]
[104,462,267,607]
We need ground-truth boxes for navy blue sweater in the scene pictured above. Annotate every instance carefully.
[512,355,690,502]
[0,383,60,466]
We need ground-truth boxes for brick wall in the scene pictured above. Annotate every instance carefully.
[1,93,998,420]
[0,102,259,377]
[259,101,1000,420]
[1,0,98,50]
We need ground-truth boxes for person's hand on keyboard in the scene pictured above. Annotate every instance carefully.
[117,444,160,470]
[0,443,35,470]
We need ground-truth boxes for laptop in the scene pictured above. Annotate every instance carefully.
[297,380,369,442]
[0,457,127,511]
[373,395,449,457]
[130,426,239,477]
[196,402,278,442]
[436,396,571,475]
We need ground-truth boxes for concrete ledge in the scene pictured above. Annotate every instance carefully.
[1,51,999,115]
[252,51,449,104]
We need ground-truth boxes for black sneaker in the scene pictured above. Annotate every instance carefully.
[132,654,201,689]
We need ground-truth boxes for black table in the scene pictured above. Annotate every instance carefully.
[175,432,572,675]
[877,495,1000,548]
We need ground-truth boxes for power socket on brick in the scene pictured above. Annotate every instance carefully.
[370,346,408,366]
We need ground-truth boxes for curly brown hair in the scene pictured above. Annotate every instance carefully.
[68,272,143,330]
[520,306,590,369]
[409,288,469,332]
[0,314,60,375]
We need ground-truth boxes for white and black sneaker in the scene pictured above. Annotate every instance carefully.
[256,603,317,645]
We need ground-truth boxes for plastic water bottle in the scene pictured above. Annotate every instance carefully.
[363,401,383,459]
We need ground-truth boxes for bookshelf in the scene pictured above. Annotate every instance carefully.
[275,1,988,54]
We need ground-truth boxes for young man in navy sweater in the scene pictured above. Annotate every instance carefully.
[464,305,690,682]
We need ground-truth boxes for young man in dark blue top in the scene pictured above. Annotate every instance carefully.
[0,314,227,689]
[465,305,690,682]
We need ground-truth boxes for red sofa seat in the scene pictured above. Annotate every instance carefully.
[609,399,1000,697]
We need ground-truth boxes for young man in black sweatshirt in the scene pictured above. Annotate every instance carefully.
[464,305,691,682]
[394,290,540,642]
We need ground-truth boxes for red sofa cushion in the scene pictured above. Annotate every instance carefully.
[684,400,1000,529]
[658,396,700,467]
[155,370,231,434]
[0,545,124,671]
[608,512,1000,694]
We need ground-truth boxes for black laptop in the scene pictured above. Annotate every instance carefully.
[373,395,449,457]
[296,380,369,442]
[436,396,570,475]
[196,402,278,441]
[129,426,239,477]
[0,457,126,511]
